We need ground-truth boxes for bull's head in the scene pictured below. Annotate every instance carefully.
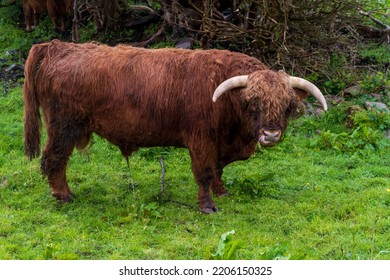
[212,70,327,146]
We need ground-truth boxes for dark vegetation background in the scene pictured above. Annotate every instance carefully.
[1,0,389,96]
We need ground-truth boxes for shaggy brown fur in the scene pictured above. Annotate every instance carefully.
[23,0,72,32]
[23,40,308,213]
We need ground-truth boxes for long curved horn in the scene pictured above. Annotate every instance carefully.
[212,75,248,102]
[290,77,328,111]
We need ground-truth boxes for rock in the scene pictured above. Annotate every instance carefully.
[342,85,361,96]
[346,105,364,115]
[329,96,343,105]
[5,63,22,72]
[5,50,18,57]
[370,93,382,101]
[4,63,24,80]
[364,101,389,113]
[175,38,193,49]
[302,101,314,115]
[315,108,326,116]
[301,100,326,116]
[345,105,364,128]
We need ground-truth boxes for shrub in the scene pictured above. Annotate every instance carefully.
[312,109,390,155]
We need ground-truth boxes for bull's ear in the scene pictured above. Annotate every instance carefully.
[294,88,309,100]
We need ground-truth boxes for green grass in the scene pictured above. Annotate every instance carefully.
[1,87,389,260]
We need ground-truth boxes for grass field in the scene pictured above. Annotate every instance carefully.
[1,85,389,260]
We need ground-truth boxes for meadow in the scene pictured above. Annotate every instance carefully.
[1,85,389,259]
[0,1,389,260]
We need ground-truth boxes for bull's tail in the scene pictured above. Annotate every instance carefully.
[23,43,49,159]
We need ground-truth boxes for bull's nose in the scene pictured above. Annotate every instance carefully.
[258,129,282,146]
[264,130,280,142]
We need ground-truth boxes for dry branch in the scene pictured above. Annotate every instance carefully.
[68,0,383,75]
[72,0,80,42]
[359,10,390,43]
[157,0,368,75]
[159,157,165,193]
[360,10,390,30]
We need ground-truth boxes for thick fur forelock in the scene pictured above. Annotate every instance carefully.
[243,70,297,130]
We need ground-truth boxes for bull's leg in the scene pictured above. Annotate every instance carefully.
[47,167,73,202]
[50,16,59,32]
[41,134,76,202]
[33,12,40,29]
[60,16,66,32]
[210,161,229,197]
[23,6,33,32]
[189,148,219,214]
[193,166,217,214]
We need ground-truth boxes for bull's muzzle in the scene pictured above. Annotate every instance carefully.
[259,129,281,146]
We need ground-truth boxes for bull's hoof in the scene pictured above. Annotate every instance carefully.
[199,205,219,214]
[52,192,74,203]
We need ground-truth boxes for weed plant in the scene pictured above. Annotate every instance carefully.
[300,106,390,155]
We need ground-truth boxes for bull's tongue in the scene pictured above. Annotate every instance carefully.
[259,135,266,143]
[258,135,269,145]
[259,135,277,146]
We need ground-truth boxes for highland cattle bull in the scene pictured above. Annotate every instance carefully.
[23,40,327,213]
[23,0,72,32]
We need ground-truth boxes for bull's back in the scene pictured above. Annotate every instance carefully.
[33,42,220,147]
[37,41,228,118]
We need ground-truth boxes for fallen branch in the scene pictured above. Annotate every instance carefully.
[0,179,10,208]
[159,156,165,193]
[167,199,195,210]
[358,10,390,43]
[72,0,80,42]
[131,22,166,47]
[359,10,390,30]
[127,4,155,14]
[124,11,162,28]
